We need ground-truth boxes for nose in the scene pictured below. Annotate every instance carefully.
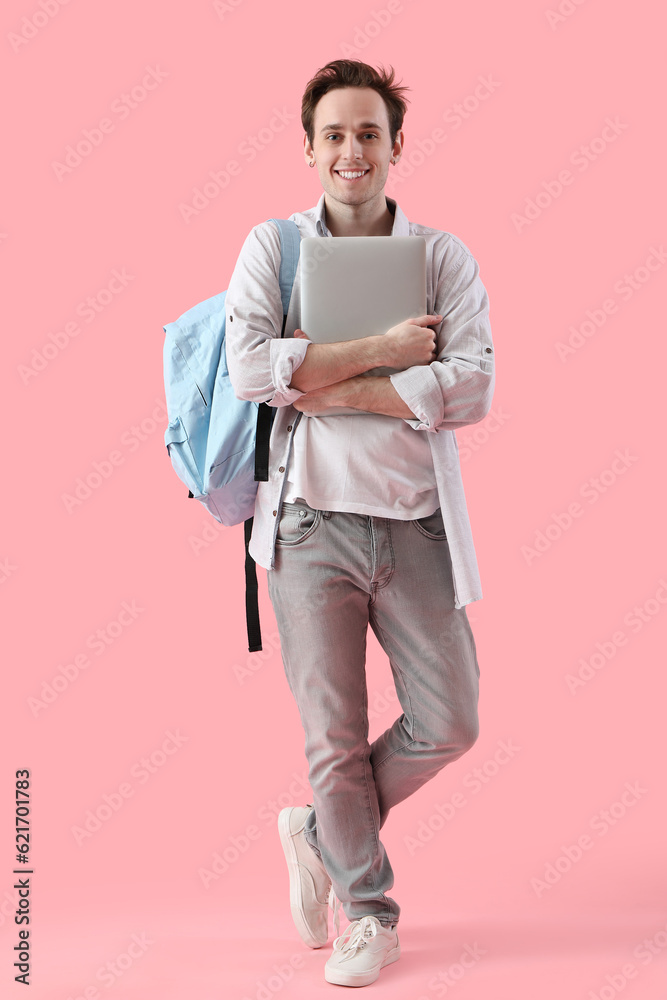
[340,135,364,162]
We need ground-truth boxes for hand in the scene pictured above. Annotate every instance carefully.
[382,314,442,369]
[292,381,344,414]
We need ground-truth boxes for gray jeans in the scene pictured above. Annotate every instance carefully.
[267,499,481,928]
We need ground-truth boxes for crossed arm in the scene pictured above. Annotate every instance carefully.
[288,315,442,418]
[293,372,413,418]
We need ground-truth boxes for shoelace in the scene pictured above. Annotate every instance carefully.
[331,915,379,962]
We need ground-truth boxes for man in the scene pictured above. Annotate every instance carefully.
[225,59,495,988]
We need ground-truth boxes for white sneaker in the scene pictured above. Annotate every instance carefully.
[324,915,400,987]
[278,804,334,948]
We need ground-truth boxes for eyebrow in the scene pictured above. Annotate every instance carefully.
[319,121,385,133]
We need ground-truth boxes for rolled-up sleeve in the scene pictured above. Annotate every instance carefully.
[225,223,310,407]
[389,243,495,432]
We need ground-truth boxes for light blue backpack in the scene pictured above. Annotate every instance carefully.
[162,217,301,649]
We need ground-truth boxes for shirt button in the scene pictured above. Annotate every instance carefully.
[229,315,233,322]
[287,425,292,432]
[272,510,277,516]
[485,347,492,353]
[279,466,285,473]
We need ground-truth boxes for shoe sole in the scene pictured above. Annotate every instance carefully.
[278,807,329,950]
[324,940,401,987]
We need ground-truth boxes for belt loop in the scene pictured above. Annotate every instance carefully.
[323,510,332,519]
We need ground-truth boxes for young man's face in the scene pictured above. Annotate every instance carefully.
[304,87,403,211]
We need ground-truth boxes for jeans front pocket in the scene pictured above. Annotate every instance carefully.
[275,500,321,546]
[411,507,447,540]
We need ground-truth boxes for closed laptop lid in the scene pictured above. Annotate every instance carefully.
[300,235,427,344]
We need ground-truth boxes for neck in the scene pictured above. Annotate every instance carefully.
[324,193,395,237]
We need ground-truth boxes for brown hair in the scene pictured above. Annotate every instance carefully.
[301,59,410,147]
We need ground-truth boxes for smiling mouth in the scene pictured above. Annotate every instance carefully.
[335,169,370,181]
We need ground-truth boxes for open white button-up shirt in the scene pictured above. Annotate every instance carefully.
[225,193,495,608]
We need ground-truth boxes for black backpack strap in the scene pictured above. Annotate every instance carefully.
[254,309,288,483]
[254,402,273,482]
[247,316,285,647]
[244,517,262,652]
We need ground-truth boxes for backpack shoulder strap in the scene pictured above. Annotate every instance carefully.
[254,218,301,484]
[268,218,301,332]
[245,219,301,652]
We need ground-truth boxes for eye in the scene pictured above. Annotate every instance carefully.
[324,132,379,141]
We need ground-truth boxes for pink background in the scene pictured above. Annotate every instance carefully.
[2,0,666,997]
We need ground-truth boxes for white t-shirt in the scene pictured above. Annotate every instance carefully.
[284,412,440,518]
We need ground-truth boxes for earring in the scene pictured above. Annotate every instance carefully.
[309,161,315,168]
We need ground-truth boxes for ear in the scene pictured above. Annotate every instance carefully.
[392,128,405,163]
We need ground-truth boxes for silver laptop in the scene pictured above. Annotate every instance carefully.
[299,235,427,415]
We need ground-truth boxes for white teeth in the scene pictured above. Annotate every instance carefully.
[337,170,367,179]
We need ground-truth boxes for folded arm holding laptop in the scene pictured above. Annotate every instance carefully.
[225,223,494,433]
[288,314,441,419]
[289,249,494,430]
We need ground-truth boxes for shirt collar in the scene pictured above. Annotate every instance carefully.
[314,192,409,237]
